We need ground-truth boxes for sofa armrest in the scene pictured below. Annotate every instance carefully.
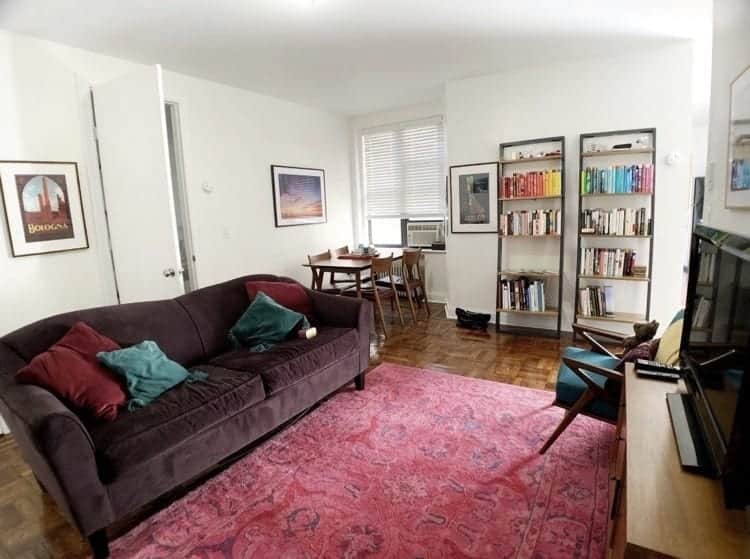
[0,375,114,536]
[307,289,372,372]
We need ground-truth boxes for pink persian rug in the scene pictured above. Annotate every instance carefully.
[107,363,613,559]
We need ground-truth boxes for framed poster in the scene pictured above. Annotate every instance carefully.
[0,161,89,256]
[449,162,498,233]
[271,165,327,227]
[727,65,750,209]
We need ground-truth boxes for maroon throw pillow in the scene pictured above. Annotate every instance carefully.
[15,321,126,421]
[245,281,313,316]
[615,341,655,372]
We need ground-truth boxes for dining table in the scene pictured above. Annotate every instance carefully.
[302,248,404,297]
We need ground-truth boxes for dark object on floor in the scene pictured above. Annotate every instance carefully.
[0,275,371,558]
[455,308,491,331]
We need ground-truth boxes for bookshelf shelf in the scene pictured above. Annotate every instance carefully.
[581,148,654,158]
[499,270,559,278]
[497,136,565,338]
[498,307,559,316]
[499,155,562,164]
[576,312,646,323]
[580,234,652,238]
[499,195,562,201]
[579,275,650,282]
[574,128,656,339]
[499,234,561,239]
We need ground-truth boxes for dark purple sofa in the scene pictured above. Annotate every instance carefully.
[0,275,371,558]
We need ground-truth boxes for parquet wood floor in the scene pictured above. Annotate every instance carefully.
[0,305,571,558]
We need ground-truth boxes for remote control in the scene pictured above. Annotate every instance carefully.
[635,368,681,382]
[635,358,681,372]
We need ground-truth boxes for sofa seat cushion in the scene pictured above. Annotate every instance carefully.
[210,326,358,395]
[89,365,265,480]
[556,346,620,421]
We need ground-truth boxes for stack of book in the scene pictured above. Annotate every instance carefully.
[502,170,562,198]
[631,265,647,278]
[580,208,651,236]
[499,209,561,236]
[499,278,546,312]
[698,250,717,284]
[580,164,654,194]
[578,286,615,317]
[692,296,713,329]
[580,248,639,277]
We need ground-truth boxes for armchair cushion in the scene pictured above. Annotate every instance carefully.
[556,346,620,421]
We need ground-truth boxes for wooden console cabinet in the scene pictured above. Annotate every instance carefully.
[607,364,750,558]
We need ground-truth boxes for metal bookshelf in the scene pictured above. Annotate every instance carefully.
[574,128,656,337]
[496,136,565,338]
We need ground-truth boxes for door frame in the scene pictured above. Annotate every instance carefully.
[164,100,199,292]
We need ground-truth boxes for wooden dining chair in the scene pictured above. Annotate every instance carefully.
[377,248,430,322]
[307,250,343,294]
[360,255,404,337]
[329,245,358,290]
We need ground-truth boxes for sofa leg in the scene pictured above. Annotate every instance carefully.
[87,529,109,559]
[355,372,365,390]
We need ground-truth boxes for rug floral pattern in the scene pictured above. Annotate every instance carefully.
[108,363,613,558]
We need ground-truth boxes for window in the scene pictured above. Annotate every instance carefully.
[361,117,445,246]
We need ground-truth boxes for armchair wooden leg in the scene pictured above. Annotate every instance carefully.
[355,372,365,390]
[539,389,595,454]
[88,529,109,559]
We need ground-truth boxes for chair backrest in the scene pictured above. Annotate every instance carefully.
[402,248,423,281]
[370,254,394,280]
[332,245,349,257]
[308,250,332,265]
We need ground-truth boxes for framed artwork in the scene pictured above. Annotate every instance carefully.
[271,165,327,227]
[450,162,498,233]
[0,161,89,257]
[727,65,750,209]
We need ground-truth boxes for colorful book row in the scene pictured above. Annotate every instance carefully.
[499,278,547,312]
[580,164,654,194]
[501,170,562,199]
[580,208,651,236]
[499,210,562,237]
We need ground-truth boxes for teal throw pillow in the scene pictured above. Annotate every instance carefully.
[97,341,207,410]
[230,291,310,352]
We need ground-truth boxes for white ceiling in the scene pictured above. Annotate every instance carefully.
[0,0,712,116]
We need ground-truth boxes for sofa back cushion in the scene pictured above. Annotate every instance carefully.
[177,274,300,357]
[1,299,203,367]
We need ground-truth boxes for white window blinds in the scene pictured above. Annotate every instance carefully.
[362,117,445,219]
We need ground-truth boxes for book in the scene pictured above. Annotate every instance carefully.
[580,163,654,195]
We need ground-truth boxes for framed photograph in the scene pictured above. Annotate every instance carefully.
[450,162,498,233]
[0,161,89,257]
[271,165,327,227]
[727,65,750,209]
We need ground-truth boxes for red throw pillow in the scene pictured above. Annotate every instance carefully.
[15,322,126,421]
[245,281,313,316]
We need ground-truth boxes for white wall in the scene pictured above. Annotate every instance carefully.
[445,42,695,333]
[349,100,450,302]
[703,0,750,236]
[162,71,353,288]
[0,31,354,337]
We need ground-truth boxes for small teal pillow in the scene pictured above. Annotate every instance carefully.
[97,341,207,410]
[230,291,310,352]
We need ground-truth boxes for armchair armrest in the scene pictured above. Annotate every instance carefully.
[572,323,626,358]
[307,289,372,373]
[0,374,114,536]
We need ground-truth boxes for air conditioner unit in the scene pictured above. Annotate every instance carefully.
[407,221,445,248]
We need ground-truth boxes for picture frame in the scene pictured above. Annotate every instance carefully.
[449,162,499,233]
[727,65,750,209]
[271,165,327,227]
[0,160,89,257]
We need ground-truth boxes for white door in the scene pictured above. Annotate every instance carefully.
[93,65,184,303]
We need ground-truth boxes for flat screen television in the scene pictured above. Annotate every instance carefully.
[677,224,750,510]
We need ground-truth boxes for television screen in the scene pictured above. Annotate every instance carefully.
[682,226,750,508]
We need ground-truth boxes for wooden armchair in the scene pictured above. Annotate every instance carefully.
[539,322,625,454]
